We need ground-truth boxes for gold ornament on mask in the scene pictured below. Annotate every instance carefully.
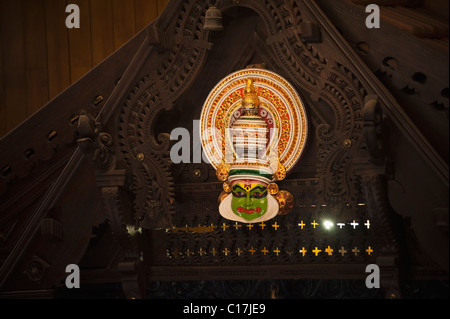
[267,183,279,195]
[242,78,261,112]
[275,190,294,215]
[223,181,232,193]
[274,161,286,181]
[216,162,229,181]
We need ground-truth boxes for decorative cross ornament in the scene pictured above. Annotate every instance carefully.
[350,220,359,229]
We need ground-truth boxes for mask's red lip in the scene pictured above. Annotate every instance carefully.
[237,207,262,214]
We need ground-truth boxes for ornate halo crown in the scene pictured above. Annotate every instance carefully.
[200,68,308,222]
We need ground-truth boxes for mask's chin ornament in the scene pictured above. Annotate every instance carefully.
[201,69,308,223]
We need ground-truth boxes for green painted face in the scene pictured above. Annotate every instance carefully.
[231,182,268,221]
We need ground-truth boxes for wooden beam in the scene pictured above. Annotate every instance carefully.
[303,0,448,187]
[148,264,369,281]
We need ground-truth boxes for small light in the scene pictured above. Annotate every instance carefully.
[323,220,334,230]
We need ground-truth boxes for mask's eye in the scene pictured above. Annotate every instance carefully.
[232,191,246,198]
[251,192,266,198]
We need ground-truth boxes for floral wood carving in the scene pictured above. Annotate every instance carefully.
[243,0,370,215]
[117,1,211,229]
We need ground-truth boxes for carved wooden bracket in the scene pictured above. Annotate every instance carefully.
[77,111,113,171]
[96,169,140,259]
[96,167,146,298]
[363,95,385,164]
[118,260,146,299]
[361,174,402,298]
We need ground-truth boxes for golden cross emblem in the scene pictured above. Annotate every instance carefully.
[261,247,269,255]
[325,245,333,256]
[312,247,321,256]
[311,220,319,228]
[339,246,347,256]
[272,222,280,230]
[298,221,305,229]
[366,246,373,255]
[273,247,281,256]
[299,247,307,256]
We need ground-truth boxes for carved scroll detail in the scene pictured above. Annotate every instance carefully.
[117,1,211,229]
[241,0,370,210]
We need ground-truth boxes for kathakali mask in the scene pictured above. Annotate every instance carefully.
[200,68,308,223]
